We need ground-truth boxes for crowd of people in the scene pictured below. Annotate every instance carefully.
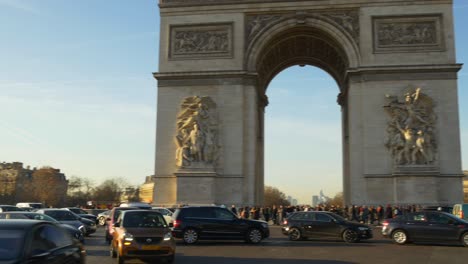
[229,204,428,226]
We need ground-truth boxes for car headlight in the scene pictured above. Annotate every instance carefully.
[124,232,134,241]
[78,225,85,233]
[358,227,369,231]
[261,222,268,228]
[163,232,172,241]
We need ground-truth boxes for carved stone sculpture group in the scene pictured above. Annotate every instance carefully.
[174,96,219,168]
[384,88,437,166]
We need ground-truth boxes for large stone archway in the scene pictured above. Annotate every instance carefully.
[153,0,463,206]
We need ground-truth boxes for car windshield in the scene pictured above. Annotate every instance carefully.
[123,212,167,228]
[69,208,88,214]
[0,229,24,260]
[1,206,22,212]
[26,213,60,223]
[44,210,78,221]
[153,208,171,216]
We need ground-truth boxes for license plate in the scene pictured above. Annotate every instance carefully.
[141,245,160,250]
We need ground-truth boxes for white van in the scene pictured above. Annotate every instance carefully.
[16,202,43,210]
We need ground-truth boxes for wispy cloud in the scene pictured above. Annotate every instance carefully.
[0,120,46,147]
[0,0,41,15]
[55,31,159,50]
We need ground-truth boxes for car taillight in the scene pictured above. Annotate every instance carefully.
[382,221,389,226]
[461,211,464,219]
[173,220,181,228]
[283,219,288,225]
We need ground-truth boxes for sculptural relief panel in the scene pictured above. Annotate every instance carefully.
[384,88,437,167]
[174,96,220,170]
[245,10,360,47]
[373,15,443,53]
[170,23,233,59]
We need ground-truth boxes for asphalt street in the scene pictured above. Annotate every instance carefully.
[85,225,468,264]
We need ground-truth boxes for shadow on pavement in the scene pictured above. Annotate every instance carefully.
[175,256,358,264]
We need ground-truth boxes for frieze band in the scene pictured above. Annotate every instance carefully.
[170,24,233,59]
[373,15,443,53]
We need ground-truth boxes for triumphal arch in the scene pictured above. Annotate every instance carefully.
[153,0,463,206]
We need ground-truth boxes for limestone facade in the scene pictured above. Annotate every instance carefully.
[153,0,463,206]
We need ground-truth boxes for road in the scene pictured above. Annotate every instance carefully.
[85,225,468,264]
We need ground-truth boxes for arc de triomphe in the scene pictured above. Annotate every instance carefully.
[152,0,463,206]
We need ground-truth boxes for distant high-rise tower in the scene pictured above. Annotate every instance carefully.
[312,195,319,207]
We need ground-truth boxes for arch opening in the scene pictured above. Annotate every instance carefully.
[265,65,343,204]
[255,26,350,94]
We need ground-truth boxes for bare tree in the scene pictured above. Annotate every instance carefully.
[264,186,290,207]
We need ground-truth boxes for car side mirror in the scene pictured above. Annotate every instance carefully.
[168,223,173,228]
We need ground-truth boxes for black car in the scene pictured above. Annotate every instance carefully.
[172,206,270,244]
[382,211,468,246]
[63,207,98,223]
[36,209,96,236]
[0,212,84,243]
[0,220,86,263]
[281,211,372,243]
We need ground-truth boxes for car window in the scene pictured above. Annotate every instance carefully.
[427,213,453,224]
[0,229,24,260]
[153,208,171,216]
[182,208,215,218]
[407,213,426,222]
[315,213,333,222]
[0,213,28,219]
[214,208,235,220]
[30,225,73,255]
[289,213,313,220]
[43,210,78,221]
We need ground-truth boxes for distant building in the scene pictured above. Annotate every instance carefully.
[312,195,319,207]
[0,162,68,206]
[140,175,156,204]
[464,171,468,203]
[292,199,298,206]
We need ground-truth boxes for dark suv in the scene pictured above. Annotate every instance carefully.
[281,211,372,243]
[172,206,269,244]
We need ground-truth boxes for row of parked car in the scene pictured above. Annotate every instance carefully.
[105,203,271,263]
[0,206,95,263]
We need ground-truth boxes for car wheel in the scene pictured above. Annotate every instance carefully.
[392,229,408,245]
[164,255,175,264]
[461,232,468,247]
[183,228,199,245]
[288,227,302,241]
[246,228,263,244]
[110,245,117,258]
[117,253,125,264]
[99,217,106,226]
[342,229,358,243]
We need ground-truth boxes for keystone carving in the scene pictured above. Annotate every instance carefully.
[174,96,220,168]
[384,88,437,166]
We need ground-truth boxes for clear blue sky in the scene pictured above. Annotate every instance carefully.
[1,1,467,204]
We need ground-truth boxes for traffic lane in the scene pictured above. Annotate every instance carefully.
[85,226,468,264]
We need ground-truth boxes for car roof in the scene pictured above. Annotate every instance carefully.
[0,219,47,228]
[121,209,158,215]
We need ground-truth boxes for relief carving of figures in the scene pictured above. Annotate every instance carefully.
[173,30,229,54]
[377,22,437,46]
[175,96,219,168]
[322,11,360,44]
[384,88,437,165]
[246,15,282,41]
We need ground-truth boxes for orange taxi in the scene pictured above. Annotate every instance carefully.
[110,210,175,263]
